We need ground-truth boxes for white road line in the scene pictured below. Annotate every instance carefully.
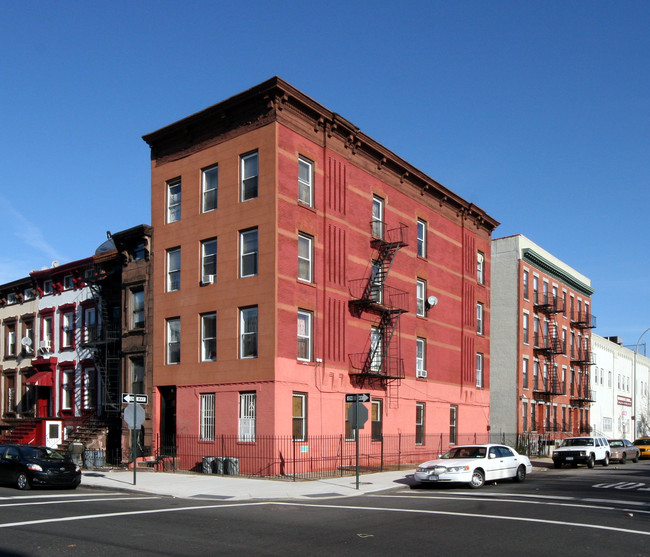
[272,502,650,537]
[0,496,160,508]
[0,493,122,500]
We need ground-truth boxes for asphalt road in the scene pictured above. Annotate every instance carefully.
[1,461,649,556]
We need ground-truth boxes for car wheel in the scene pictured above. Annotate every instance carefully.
[620,454,626,465]
[514,465,526,482]
[602,454,609,467]
[587,454,595,468]
[469,469,485,489]
[16,473,31,491]
[633,455,639,463]
[553,461,562,469]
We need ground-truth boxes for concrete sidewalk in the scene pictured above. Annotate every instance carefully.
[79,459,553,501]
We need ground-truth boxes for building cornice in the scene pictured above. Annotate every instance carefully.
[522,248,594,296]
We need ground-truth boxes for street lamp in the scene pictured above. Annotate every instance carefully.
[633,327,650,438]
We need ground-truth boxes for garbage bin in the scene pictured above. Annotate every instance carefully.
[213,456,224,475]
[202,456,216,474]
[224,457,239,475]
[83,450,105,469]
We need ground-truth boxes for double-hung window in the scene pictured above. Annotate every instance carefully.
[416,279,426,317]
[131,288,145,329]
[476,353,484,388]
[166,318,180,364]
[417,219,427,258]
[167,179,181,223]
[416,402,425,445]
[5,323,16,357]
[477,252,484,284]
[61,311,75,349]
[167,247,181,291]
[83,366,97,410]
[201,239,217,284]
[416,338,426,376]
[297,310,312,362]
[240,307,258,359]
[450,405,458,445]
[240,151,259,201]
[239,392,256,442]
[292,393,307,441]
[201,312,217,362]
[202,164,218,212]
[240,229,258,277]
[371,196,384,238]
[298,233,313,282]
[41,313,54,352]
[200,393,215,441]
[476,302,484,334]
[298,156,313,206]
[371,399,382,441]
[62,369,75,411]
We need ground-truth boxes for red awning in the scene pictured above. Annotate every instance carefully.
[24,371,53,387]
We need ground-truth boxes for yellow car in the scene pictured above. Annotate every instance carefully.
[633,438,650,459]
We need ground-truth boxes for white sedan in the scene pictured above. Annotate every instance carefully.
[413,444,532,489]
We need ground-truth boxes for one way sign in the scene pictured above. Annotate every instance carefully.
[346,393,370,403]
[122,393,149,404]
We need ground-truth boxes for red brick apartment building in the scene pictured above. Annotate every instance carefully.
[143,77,498,471]
[490,235,595,446]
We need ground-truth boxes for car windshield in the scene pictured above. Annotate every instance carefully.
[19,447,65,460]
[443,447,486,459]
[562,438,593,447]
[608,440,623,447]
[634,439,650,445]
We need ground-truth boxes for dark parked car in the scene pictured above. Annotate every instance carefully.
[0,444,81,490]
[607,439,640,464]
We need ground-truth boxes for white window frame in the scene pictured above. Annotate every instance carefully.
[292,392,307,441]
[416,337,426,375]
[202,164,218,213]
[167,247,181,292]
[239,392,256,442]
[6,325,16,357]
[297,310,313,362]
[201,312,217,362]
[370,327,382,372]
[201,238,217,283]
[298,233,313,282]
[415,402,425,446]
[167,178,181,223]
[83,366,97,410]
[476,352,484,388]
[417,218,427,258]
[166,318,181,365]
[477,252,485,284]
[416,278,426,317]
[240,228,258,278]
[298,156,313,206]
[476,302,484,335]
[63,275,74,290]
[62,369,75,411]
[61,311,75,349]
[371,196,384,238]
[239,306,258,359]
[200,393,215,441]
[240,151,259,201]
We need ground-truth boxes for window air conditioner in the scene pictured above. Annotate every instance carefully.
[417,369,428,378]
[202,274,215,285]
[39,340,51,353]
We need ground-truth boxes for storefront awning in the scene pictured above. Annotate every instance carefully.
[24,371,53,387]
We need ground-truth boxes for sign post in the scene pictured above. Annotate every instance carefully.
[123,394,147,485]
[346,393,369,489]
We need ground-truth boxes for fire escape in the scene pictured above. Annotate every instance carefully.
[348,221,408,386]
[570,308,597,412]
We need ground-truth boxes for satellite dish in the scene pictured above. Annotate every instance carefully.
[21,337,32,347]
[427,296,438,307]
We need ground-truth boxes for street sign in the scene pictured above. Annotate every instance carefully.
[346,393,370,403]
[122,393,149,404]
[347,401,368,429]
[124,403,146,430]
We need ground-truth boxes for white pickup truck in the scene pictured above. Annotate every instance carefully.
[552,436,610,468]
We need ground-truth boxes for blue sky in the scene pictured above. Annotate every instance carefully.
[1,1,648,346]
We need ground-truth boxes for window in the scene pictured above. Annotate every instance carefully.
[202,164,218,212]
[533,275,539,304]
[83,306,97,343]
[200,393,215,441]
[476,353,483,388]
[417,219,427,258]
[523,312,529,344]
[63,275,74,290]
[297,310,312,362]
[133,242,146,261]
[240,228,258,277]
[239,307,258,358]
[477,252,484,284]
[167,247,181,292]
[371,399,382,441]
[371,196,384,238]
[450,405,458,445]
[293,393,307,441]
[523,270,529,300]
[83,366,97,410]
[298,233,313,282]
[298,156,313,206]
[201,312,217,362]
[131,288,145,329]
[41,313,54,352]
[416,338,426,375]
[239,392,256,442]
[23,288,35,301]
[129,356,145,394]
[21,319,34,355]
[240,151,259,201]
[201,239,217,283]
[43,280,53,295]
[61,369,75,411]
[416,279,426,317]
[166,318,180,364]
[476,302,484,334]
[522,401,528,431]
[345,402,355,441]
[416,402,425,445]
[369,260,383,303]
[370,327,382,372]
[167,179,181,223]
[522,358,529,389]
[61,311,75,349]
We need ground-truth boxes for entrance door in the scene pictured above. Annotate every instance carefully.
[45,420,63,448]
[159,386,177,456]
[36,387,50,417]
